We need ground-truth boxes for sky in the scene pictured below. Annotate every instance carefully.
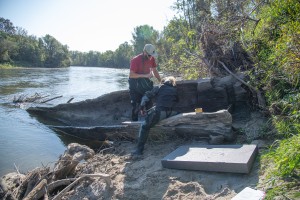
[0,0,177,52]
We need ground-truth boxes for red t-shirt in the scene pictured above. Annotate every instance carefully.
[130,53,157,74]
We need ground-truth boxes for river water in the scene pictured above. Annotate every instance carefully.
[0,66,129,176]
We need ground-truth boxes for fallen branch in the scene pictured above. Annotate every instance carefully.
[21,178,77,200]
[47,178,76,194]
[217,60,266,109]
[217,61,253,90]
[13,93,46,103]
[23,179,47,200]
[41,95,63,103]
[51,173,111,200]
[14,163,20,174]
[184,50,267,109]
[67,97,74,103]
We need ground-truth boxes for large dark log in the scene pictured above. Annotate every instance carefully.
[27,75,252,142]
[149,109,234,142]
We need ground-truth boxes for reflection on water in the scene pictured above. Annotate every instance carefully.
[0,66,129,176]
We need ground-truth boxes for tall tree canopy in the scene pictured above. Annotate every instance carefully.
[131,25,159,55]
[0,17,70,67]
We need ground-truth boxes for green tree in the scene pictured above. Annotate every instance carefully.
[0,17,16,34]
[0,32,17,63]
[41,34,70,67]
[0,17,71,68]
[131,25,159,55]
[114,42,133,68]
[245,0,300,133]
[101,50,115,67]
[85,51,101,66]
[70,51,87,66]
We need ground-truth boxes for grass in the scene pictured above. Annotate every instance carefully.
[260,134,300,199]
[0,63,19,69]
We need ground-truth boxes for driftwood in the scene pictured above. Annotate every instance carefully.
[23,179,47,200]
[149,109,234,142]
[53,143,95,180]
[52,173,111,200]
[2,143,108,200]
[122,110,234,143]
[13,93,63,105]
[217,60,266,109]
[13,93,48,103]
[0,179,17,200]
[67,97,74,103]
[15,167,50,200]
[47,178,77,193]
[21,178,78,200]
[40,95,63,103]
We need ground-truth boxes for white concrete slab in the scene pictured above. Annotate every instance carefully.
[161,144,258,173]
[232,187,265,200]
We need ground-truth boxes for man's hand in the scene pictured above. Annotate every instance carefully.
[140,105,146,116]
[144,72,153,78]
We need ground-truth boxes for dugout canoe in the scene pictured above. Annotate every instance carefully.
[26,74,252,142]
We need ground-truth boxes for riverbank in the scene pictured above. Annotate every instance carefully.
[1,112,299,199]
[0,110,273,199]
[0,63,20,69]
[0,69,298,199]
[0,60,39,68]
[1,139,267,200]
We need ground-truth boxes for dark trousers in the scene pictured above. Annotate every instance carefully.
[128,78,153,121]
[135,108,178,153]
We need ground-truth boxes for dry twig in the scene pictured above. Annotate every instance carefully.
[41,95,63,103]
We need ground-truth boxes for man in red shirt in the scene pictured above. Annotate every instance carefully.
[128,44,161,121]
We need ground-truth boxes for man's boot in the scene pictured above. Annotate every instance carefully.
[131,128,149,156]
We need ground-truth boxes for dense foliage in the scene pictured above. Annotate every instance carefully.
[161,0,299,199]
[70,42,134,68]
[246,0,300,137]
[70,25,160,68]
[0,18,160,68]
[0,18,70,67]
[246,1,300,198]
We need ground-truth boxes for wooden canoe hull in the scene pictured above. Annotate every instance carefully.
[49,125,139,141]
[27,75,251,142]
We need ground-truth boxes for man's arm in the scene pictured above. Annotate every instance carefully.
[140,86,160,106]
[152,68,161,82]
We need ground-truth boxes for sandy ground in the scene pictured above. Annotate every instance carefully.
[65,137,264,200]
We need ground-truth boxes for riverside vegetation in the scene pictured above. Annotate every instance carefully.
[1,0,299,199]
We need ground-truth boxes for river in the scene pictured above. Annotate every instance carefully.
[0,66,129,177]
